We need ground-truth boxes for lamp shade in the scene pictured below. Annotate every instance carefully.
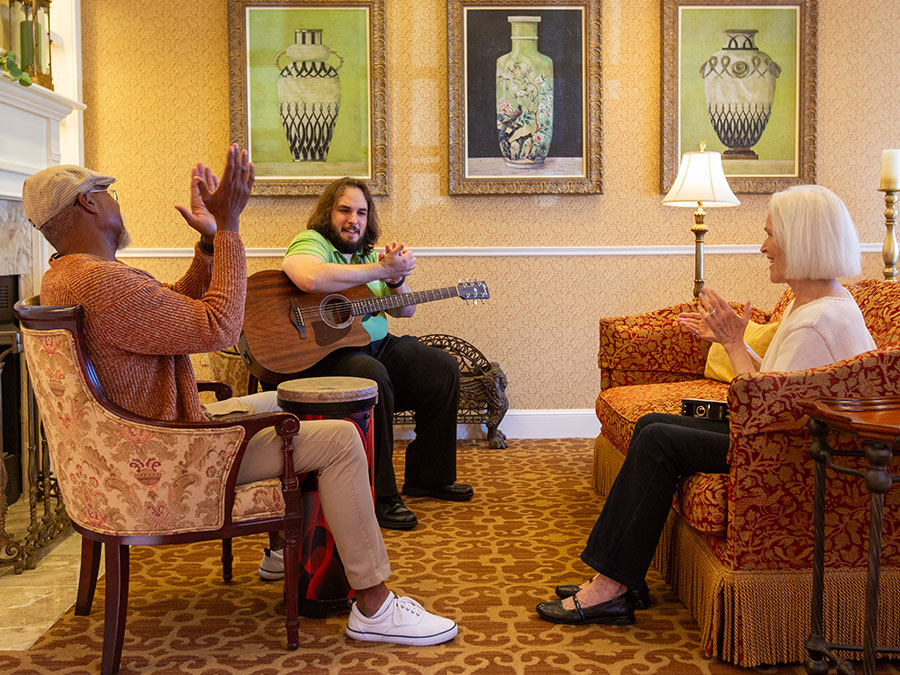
[663,150,740,207]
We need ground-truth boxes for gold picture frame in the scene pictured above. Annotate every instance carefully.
[661,0,818,194]
[448,0,602,195]
[228,0,388,196]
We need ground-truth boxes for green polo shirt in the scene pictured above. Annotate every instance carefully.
[284,229,390,342]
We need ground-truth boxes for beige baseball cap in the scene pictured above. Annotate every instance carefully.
[22,165,116,230]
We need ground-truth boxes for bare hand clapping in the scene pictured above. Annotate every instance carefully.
[677,287,751,347]
[379,241,416,284]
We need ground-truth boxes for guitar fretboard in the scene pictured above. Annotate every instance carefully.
[352,287,461,316]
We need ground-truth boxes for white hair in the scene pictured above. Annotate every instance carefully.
[768,185,861,280]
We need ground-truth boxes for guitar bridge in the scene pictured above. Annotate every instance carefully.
[289,298,307,339]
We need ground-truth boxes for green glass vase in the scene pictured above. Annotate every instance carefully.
[496,16,554,168]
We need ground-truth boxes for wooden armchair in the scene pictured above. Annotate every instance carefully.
[15,297,304,675]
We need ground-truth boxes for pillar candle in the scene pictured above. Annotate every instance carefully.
[881,149,900,190]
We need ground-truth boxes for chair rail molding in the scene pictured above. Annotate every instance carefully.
[116,243,884,259]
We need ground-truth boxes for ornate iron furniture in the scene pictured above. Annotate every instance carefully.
[15,297,305,675]
[800,396,900,675]
[0,327,70,573]
[391,334,508,449]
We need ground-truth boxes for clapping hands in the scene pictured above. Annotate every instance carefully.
[175,144,254,238]
[677,287,751,347]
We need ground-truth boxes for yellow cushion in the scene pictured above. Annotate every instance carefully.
[704,321,780,382]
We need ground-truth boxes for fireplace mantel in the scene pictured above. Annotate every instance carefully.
[0,77,84,201]
[0,77,84,282]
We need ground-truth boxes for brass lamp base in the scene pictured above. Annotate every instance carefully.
[691,204,708,300]
[879,188,898,282]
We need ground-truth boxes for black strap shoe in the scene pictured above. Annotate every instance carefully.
[555,579,651,610]
[401,482,474,502]
[374,495,418,530]
[536,593,635,626]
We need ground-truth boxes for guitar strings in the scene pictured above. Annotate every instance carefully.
[288,287,465,320]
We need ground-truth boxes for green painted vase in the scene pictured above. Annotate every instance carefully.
[496,16,554,168]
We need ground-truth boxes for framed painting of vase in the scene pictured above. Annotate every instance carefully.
[661,0,818,194]
[448,0,602,195]
[228,0,387,196]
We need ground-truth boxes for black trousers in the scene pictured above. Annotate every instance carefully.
[285,333,460,499]
[582,413,730,589]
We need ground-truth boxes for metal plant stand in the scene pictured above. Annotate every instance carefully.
[800,396,900,675]
[0,329,69,574]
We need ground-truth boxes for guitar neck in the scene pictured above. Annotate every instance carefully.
[350,286,461,316]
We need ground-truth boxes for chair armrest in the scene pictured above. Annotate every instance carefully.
[599,302,707,389]
[727,349,900,438]
[724,349,900,568]
[599,302,770,389]
[196,380,233,401]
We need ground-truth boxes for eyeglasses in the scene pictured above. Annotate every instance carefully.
[84,188,118,201]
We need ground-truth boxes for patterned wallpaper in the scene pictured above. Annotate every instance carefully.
[81,0,900,410]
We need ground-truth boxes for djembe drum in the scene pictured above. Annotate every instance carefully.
[277,376,378,618]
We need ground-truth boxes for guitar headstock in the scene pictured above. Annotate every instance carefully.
[457,279,490,303]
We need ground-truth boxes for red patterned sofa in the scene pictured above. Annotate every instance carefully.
[592,279,900,666]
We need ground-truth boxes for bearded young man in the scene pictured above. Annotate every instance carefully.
[279,177,473,531]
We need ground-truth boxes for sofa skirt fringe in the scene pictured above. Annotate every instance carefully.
[667,519,900,666]
[592,434,624,496]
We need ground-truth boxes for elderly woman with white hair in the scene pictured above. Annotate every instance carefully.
[536,184,876,627]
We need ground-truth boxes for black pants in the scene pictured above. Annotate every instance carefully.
[582,413,730,588]
[279,333,461,499]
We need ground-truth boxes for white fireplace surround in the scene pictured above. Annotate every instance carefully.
[0,0,83,285]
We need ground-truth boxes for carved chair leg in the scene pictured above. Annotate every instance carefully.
[101,543,130,675]
[284,526,300,650]
[75,536,102,615]
[221,538,233,582]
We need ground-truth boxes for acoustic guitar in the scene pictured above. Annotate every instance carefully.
[239,269,490,381]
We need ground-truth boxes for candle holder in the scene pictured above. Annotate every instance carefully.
[878,187,898,282]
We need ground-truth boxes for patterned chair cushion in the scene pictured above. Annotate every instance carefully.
[233,479,286,522]
[674,472,728,537]
[596,379,730,453]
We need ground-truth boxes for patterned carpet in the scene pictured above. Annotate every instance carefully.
[1,438,896,674]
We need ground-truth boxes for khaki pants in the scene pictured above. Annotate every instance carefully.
[204,391,391,590]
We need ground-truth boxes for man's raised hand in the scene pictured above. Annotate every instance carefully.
[174,163,220,240]
[197,144,255,233]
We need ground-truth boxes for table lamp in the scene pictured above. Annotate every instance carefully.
[663,142,740,299]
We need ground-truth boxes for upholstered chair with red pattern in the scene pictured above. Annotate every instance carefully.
[15,297,304,675]
[593,279,900,666]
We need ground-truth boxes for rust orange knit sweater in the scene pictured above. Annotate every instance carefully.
[40,230,246,422]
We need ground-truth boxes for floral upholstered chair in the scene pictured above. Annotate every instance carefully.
[593,279,900,666]
[15,298,304,675]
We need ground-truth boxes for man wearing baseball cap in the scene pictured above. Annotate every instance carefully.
[20,144,458,646]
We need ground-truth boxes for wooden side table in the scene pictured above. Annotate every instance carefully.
[799,396,900,675]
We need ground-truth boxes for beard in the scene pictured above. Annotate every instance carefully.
[320,224,363,255]
[115,226,132,251]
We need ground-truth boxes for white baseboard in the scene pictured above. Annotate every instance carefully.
[394,408,600,441]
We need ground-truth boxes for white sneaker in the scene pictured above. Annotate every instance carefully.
[346,593,458,646]
[258,547,284,581]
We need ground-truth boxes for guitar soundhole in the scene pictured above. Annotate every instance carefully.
[320,294,353,329]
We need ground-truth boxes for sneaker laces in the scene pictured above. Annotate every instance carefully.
[394,596,425,621]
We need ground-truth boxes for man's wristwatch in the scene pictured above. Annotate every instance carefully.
[198,238,214,254]
[385,276,406,289]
